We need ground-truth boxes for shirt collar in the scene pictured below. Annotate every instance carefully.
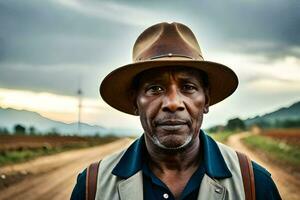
[112,130,232,179]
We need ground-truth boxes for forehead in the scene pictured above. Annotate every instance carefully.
[135,67,204,84]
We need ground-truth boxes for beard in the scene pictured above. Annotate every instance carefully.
[150,134,193,152]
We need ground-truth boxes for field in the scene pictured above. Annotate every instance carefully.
[208,131,235,143]
[0,139,132,199]
[242,128,300,170]
[0,135,119,166]
[262,128,300,145]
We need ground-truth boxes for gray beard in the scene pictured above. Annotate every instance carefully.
[151,134,193,151]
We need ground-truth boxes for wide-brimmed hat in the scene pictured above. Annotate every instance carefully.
[100,22,238,115]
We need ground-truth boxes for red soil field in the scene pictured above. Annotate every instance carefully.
[262,129,300,146]
[0,135,108,152]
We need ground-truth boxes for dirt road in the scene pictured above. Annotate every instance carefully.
[227,132,300,200]
[0,138,133,200]
[2,134,299,200]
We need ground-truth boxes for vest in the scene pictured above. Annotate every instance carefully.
[92,141,247,200]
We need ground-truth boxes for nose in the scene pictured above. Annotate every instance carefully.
[162,85,185,113]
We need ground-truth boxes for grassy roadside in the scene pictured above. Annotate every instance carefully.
[241,134,300,168]
[0,137,119,167]
[208,131,236,143]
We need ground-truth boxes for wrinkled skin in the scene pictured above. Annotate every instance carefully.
[135,67,210,153]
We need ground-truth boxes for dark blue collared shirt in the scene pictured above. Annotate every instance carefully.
[142,157,206,200]
[71,130,281,200]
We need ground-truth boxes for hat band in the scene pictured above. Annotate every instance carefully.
[150,53,192,60]
[146,53,204,61]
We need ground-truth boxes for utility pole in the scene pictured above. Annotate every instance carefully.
[77,80,82,135]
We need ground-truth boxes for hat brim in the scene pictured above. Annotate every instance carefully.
[100,60,238,115]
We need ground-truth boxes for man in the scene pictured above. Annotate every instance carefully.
[71,22,281,200]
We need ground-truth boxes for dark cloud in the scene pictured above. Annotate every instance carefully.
[1,0,299,65]
[110,0,300,59]
[0,0,139,65]
[0,63,102,98]
[197,0,300,59]
[197,1,300,41]
[0,0,299,98]
[0,0,142,97]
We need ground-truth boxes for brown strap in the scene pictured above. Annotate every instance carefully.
[86,161,101,200]
[236,151,256,200]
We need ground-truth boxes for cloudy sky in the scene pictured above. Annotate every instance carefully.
[0,0,300,134]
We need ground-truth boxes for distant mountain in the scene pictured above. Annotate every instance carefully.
[0,107,138,136]
[245,101,300,126]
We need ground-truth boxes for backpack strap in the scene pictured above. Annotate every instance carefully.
[236,151,256,200]
[86,161,101,200]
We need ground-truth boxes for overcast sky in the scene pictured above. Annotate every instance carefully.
[0,0,300,133]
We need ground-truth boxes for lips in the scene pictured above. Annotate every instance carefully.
[155,119,189,131]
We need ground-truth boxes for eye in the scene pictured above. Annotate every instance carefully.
[146,85,164,94]
[182,84,197,92]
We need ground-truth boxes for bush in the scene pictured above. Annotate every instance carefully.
[14,124,26,135]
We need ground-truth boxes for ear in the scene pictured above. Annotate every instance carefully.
[203,89,210,114]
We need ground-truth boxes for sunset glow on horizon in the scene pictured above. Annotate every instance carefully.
[0,88,105,123]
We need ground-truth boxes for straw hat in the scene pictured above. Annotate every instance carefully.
[100,22,238,115]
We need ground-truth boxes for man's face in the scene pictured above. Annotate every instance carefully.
[135,67,209,151]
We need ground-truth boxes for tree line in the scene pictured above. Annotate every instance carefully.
[0,124,109,138]
[207,117,300,133]
[0,124,60,136]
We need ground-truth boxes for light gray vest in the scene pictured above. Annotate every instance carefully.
[94,142,245,200]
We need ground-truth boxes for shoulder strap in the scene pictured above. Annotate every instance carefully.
[86,161,101,200]
[236,151,256,200]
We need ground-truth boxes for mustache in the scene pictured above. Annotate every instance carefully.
[154,116,191,126]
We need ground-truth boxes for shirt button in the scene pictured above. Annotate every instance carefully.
[163,193,169,199]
